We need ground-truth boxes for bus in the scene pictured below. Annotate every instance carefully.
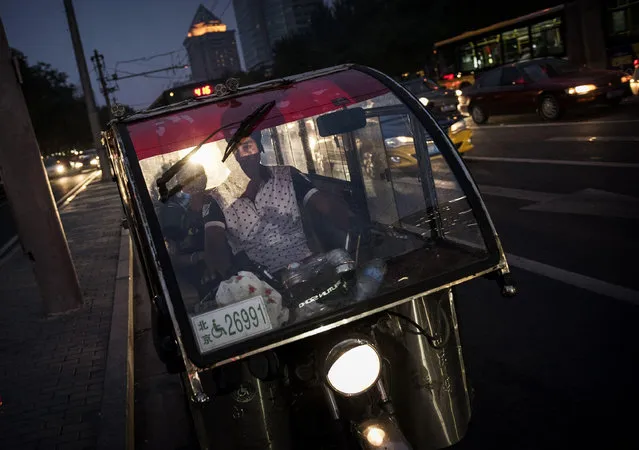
[433,5,566,90]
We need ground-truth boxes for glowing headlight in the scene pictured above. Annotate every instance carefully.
[455,89,463,96]
[89,158,99,166]
[566,84,596,95]
[419,97,429,106]
[55,164,65,174]
[450,120,466,134]
[71,161,83,169]
[326,340,381,396]
[364,426,386,447]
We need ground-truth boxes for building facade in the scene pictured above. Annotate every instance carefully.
[233,0,323,70]
[184,5,241,82]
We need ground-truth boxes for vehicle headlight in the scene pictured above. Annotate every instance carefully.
[71,161,82,169]
[55,164,65,174]
[363,425,386,446]
[89,158,99,166]
[621,75,632,83]
[419,97,429,106]
[326,339,381,396]
[566,84,597,95]
[450,120,466,134]
[455,89,463,96]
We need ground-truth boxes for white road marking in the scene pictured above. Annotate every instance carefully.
[479,186,639,219]
[478,185,558,203]
[469,118,639,129]
[546,136,639,142]
[506,253,639,306]
[464,155,639,169]
[521,188,639,219]
[0,171,101,266]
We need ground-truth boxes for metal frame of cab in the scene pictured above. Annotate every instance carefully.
[104,64,512,389]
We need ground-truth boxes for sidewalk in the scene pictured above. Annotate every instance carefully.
[0,178,125,449]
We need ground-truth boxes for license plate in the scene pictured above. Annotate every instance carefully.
[442,104,456,112]
[191,296,273,353]
[607,89,624,99]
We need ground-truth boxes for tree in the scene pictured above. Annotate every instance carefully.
[11,50,135,155]
[12,50,92,155]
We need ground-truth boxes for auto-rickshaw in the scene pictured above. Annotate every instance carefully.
[104,64,516,449]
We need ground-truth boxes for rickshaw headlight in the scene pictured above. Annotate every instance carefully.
[419,97,429,106]
[326,339,381,396]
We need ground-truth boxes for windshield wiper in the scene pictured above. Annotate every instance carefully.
[155,100,276,202]
[156,124,226,202]
[221,100,276,163]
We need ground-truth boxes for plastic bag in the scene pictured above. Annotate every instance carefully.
[215,271,289,328]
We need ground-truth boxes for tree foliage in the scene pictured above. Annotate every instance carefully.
[271,0,564,78]
[11,50,129,156]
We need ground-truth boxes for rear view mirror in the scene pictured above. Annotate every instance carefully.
[317,107,366,137]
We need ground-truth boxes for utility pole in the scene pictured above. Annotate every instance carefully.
[0,17,83,313]
[92,49,112,116]
[63,0,110,181]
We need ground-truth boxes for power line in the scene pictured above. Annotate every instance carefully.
[217,0,232,18]
[109,64,189,81]
[115,49,184,66]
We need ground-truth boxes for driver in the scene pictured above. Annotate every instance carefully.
[203,129,354,279]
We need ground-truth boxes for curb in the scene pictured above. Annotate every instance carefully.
[0,169,102,262]
[96,227,135,450]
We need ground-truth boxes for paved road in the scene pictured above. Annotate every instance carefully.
[450,103,639,449]
[0,171,96,250]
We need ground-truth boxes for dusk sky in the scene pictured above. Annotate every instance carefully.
[0,1,330,109]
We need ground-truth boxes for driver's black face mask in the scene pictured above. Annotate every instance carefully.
[237,153,261,179]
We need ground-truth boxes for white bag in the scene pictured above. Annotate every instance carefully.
[215,271,289,328]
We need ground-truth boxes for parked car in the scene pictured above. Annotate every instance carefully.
[457,58,633,124]
[402,77,460,115]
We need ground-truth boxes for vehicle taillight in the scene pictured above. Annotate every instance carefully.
[634,59,639,68]
[442,73,455,81]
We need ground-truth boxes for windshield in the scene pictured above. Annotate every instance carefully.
[524,59,581,80]
[125,68,492,359]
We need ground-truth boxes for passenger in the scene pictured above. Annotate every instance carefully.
[159,163,217,300]
[203,129,355,279]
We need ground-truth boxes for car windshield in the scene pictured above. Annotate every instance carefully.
[125,68,492,360]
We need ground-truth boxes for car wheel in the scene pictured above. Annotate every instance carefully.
[470,105,488,125]
[539,95,562,121]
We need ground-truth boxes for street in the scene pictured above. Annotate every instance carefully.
[0,171,96,252]
[451,101,639,449]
